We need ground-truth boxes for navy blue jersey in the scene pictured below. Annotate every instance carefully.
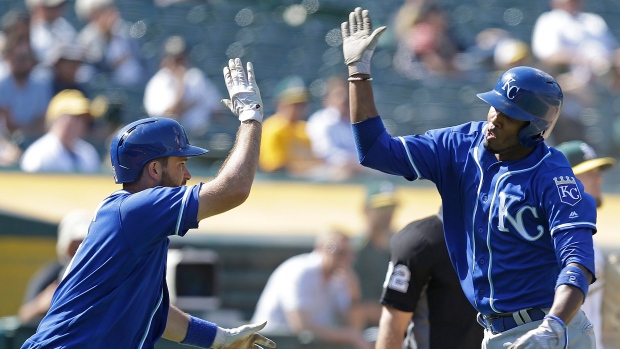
[353,117,596,316]
[22,184,202,349]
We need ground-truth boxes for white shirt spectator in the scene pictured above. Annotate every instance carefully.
[251,252,351,333]
[20,132,100,173]
[532,8,617,73]
[31,17,77,64]
[144,67,221,134]
[306,106,357,165]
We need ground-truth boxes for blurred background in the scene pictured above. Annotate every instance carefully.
[2,0,620,348]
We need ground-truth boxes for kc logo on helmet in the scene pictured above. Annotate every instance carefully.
[554,176,581,206]
[502,77,520,99]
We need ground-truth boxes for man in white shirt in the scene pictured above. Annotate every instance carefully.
[306,77,368,180]
[20,89,101,173]
[144,35,223,137]
[26,0,77,64]
[252,228,372,349]
[532,0,618,79]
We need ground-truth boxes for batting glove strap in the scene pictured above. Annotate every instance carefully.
[555,265,589,300]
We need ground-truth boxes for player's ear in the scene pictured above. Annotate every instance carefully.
[146,160,162,181]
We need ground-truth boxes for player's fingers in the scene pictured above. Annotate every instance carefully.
[229,58,241,89]
[222,64,233,93]
[252,333,276,348]
[368,26,387,42]
[247,62,257,91]
[235,58,248,87]
[353,7,363,33]
[362,9,372,31]
[349,9,357,33]
[341,21,350,39]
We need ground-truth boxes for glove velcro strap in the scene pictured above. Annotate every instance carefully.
[555,265,589,299]
[181,316,218,348]
[544,315,568,349]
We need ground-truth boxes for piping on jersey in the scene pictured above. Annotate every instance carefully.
[174,185,195,235]
[550,222,596,236]
[398,137,423,180]
[471,146,485,309]
[484,151,552,313]
[138,288,163,349]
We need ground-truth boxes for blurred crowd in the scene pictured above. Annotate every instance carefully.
[0,0,619,182]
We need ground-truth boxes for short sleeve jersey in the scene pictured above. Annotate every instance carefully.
[354,118,597,315]
[381,214,483,348]
[22,184,202,349]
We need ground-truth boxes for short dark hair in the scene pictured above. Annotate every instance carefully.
[127,157,169,185]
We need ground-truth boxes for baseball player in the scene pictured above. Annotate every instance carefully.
[341,7,597,349]
[21,58,275,349]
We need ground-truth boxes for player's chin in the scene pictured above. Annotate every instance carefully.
[483,141,500,154]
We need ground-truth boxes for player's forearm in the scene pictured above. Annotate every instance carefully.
[198,120,260,219]
[163,304,190,342]
[548,263,593,324]
[348,74,379,123]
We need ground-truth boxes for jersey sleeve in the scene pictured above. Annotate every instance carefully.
[537,169,597,275]
[351,116,450,182]
[380,221,437,312]
[119,184,202,255]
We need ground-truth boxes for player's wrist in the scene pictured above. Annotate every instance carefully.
[180,316,218,348]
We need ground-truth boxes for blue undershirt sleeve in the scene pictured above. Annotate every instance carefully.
[351,116,387,162]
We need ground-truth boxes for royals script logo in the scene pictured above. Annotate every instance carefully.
[502,77,520,99]
[554,176,581,206]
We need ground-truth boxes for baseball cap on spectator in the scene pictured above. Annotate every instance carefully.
[365,181,398,209]
[25,0,66,9]
[274,76,308,105]
[46,89,93,123]
[493,38,531,69]
[556,140,616,175]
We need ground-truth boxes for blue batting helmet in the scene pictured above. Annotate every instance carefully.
[477,66,563,147]
[110,117,208,183]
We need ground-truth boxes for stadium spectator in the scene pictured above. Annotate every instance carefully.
[26,0,77,64]
[259,76,319,176]
[0,36,51,149]
[353,180,398,328]
[75,0,146,89]
[306,76,375,181]
[18,209,91,323]
[392,2,464,80]
[0,9,31,77]
[251,228,372,349]
[42,43,89,96]
[556,140,616,349]
[20,89,101,173]
[532,0,618,83]
[144,35,223,138]
[377,207,484,349]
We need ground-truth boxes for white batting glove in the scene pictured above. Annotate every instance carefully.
[341,7,386,76]
[221,58,263,123]
[504,317,567,349]
[212,321,276,349]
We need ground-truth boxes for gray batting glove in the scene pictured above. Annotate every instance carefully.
[212,321,276,349]
[504,317,566,349]
[221,58,263,123]
[341,7,386,76]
